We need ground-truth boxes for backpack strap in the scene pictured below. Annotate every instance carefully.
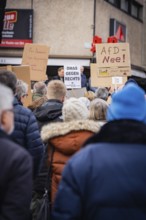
[45,141,55,209]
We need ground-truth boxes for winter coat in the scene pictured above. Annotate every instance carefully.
[34,99,63,129]
[34,120,100,205]
[28,96,48,112]
[0,129,32,220]
[10,97,44,178]
[52,120,146,220]
[32,93,44,101]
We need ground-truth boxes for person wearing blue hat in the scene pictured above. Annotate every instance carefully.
[52,82,146,220]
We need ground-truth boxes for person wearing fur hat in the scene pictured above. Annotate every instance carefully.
[52,82,146,220]
[32,98,100,216]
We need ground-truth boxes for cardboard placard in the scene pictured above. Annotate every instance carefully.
[0,65,32,107]
[66,88,87,99]
[22,43,50,81]
[90,63,127,89]
[64,65,81,89]
[12,66,32,107]
[96,43,131,77]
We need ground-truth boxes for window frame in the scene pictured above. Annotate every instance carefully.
[104,0,143,22]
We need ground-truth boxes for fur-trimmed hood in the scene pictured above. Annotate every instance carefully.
[41,120,100,142]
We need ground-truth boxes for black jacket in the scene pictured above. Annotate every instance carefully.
[10,97,44,178]
[34,99,63,129]
[53,120,146,220]
[0,129,32,220]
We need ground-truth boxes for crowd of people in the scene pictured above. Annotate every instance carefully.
[0,67,146,220]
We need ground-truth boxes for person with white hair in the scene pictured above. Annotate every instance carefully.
[15,79,28,104]
[28,82,48,112]
[32,81,47,101]
[0,83,32,220]
[89,98,108,126]
[95,87,109,101]
[32,97,100,216]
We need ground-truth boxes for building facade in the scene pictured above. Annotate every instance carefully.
[0,0,146,78]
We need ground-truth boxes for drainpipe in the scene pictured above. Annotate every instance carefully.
[31,0,33,9]
[93,0,96,37]
[91,0,96,63]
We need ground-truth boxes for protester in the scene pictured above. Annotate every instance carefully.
[53,67,64,81]
[52,82,146,220]
[28,82,48,111]
[33,98,100,211]
[32,81,47,101]
[95,87,109,101]
[0,70,44,179]
[0,83,32,220]
[89,98,108,126]
[34,80,66,129]
[80,66,87,88]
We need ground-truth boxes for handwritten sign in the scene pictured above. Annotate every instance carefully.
[96,43,131,77]
[90,63,127,89]
[22,43,50,81]
[64,65,81,89]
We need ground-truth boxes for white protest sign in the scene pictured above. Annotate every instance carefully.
[64,65,81,89]
[112,77,123,85]
[96,43,131,77]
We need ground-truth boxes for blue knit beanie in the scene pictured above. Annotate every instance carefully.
[107,83,146,122]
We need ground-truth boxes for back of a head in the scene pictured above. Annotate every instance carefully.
[0,83,13,113]
[15,80,28,100]
[63,98,89,122]
[89,98,108,121]
[0,70,17,94]
[33,81,47,96]
[107,82,146,123]
[84,91,95,101]
[47,80,66,101]
[95,87,109,101]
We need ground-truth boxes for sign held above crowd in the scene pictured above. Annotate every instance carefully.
[96,43,131,77]
[22,43,50,81]
[64,65,81,89]
[91,37,131,88]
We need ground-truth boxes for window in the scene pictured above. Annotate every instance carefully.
[121,0,129,12]
[105,0,143,21]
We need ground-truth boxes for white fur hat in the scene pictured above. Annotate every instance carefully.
[78,97,90,109]
[63,98,89,122]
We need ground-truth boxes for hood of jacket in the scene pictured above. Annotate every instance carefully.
[84,119,146,146]
[34,99,63,122]
[41,119,100,142]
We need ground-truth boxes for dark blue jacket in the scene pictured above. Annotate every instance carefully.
[11,97,44,178]
[52,120,146,220]
[81,73,87,88]
[0,129,32,220]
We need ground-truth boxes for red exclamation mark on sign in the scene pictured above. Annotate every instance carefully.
[123,54,125,62]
